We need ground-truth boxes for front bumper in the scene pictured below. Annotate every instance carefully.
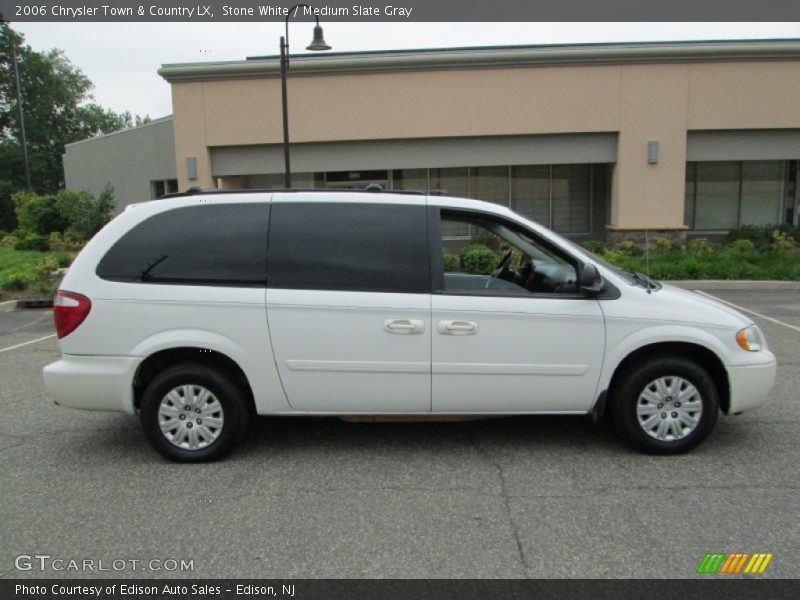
[43,355,140,414]
[726,352,777,414]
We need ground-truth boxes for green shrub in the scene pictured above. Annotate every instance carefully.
[49,231,85,252]
[11,186,116,241]
[471,228,502,252]
[54,253,74,268]
[726,238,755,254]
[725,224,800,251]
[0,233,18,248]
[771,229,797,253]
[687,238,716,255]
[670,238,685,252]
[461,245,497,274]
[649,237,673,253]
[459,243,488,266]
[14,233,50,252]
[442,249,460,272]
[59,185,116,241]
[615,240,644,257]
[580,240,606,254]
[14,192,69,235]
[0,269,31,291]
[31,256,61,295]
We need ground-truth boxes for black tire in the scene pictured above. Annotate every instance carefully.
[612,355,719,454]
[140,362,250,462]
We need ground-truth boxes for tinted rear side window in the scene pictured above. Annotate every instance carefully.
[268,202,429,293]
[97,204,268,286]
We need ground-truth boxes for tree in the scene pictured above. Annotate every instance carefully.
[0,23,147,194]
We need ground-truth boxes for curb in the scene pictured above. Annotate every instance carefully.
[668,280,800,291]
[16,297,54,309]
[0,300,18,313]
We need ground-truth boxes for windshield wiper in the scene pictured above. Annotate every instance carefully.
[140,255,170,281]
[625,269,660,290]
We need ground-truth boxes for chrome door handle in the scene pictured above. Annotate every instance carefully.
[384,319,425,334]
[437,320,479,335]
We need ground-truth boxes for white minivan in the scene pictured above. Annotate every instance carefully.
[43,190,776,461]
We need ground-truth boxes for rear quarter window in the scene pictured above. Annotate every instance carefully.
[96,203,269,286]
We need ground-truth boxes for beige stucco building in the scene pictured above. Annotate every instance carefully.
[65,39,800,242]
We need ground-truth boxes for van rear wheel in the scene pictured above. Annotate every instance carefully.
[613,356,719,454]
[140,363,249,462]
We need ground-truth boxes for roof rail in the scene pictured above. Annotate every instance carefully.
[159,187,428,199]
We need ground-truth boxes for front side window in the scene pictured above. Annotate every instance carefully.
[96,204,268,285]
[439,211,578,296]
[267,202,429,293]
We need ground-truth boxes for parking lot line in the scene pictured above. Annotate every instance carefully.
[0,333,57,354]
[694,290,800,333]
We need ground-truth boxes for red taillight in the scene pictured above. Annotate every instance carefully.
[53,291,92,339]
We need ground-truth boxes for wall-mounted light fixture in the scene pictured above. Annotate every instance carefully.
[647,140,659,165]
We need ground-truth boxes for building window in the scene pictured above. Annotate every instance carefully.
[511,165,550,225]
[471,166,509,206]
[686,160,787,230]
[243,173,320,189]
[233,163,600,237]
[392,169,427,191]
[741,161,785,226]
[150,179,178,199]
[509,164,592,234]
[552,164,591,234]
[430,168,470,237]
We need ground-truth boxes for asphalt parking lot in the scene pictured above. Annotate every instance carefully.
[1,286,798,579]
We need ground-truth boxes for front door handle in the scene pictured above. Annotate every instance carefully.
[384,319,425,334]
[437,320,479,335]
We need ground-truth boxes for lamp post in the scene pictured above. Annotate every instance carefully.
[279,4,331,188]
[0,47,32,190]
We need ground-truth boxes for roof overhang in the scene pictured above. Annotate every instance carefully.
[158,39,800,83]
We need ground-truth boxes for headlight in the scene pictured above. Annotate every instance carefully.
[736,324,766,352]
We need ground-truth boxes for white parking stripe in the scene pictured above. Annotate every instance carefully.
[0,334,57,354]
[694,290,800,333]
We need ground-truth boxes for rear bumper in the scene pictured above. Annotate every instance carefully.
[43,355,140,414]
[727,353,777,414]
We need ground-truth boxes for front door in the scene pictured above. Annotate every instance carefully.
[431,209,605,413]
[266,197,432,412]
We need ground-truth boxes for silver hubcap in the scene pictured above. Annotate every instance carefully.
[636,376,703,442]
[158,384,224,450]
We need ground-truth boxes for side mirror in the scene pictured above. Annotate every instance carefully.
[579,263,604,297]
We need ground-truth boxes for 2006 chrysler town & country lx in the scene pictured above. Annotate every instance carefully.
[43,190,777,461]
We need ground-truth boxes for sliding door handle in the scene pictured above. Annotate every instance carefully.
[437,320,479,335]
[384,319,425,334]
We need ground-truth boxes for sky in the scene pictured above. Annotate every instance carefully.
[10,22,800,119]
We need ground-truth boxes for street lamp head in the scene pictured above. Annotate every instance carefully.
[306,24,331,51]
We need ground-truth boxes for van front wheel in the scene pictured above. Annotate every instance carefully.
[613,356,719,454]
[140,363,249,462]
